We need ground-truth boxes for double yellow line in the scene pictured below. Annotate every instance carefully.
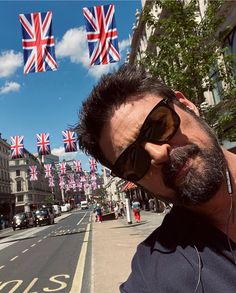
[70,215,91,293]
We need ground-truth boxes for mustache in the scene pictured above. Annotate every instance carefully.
[162,144,200,179]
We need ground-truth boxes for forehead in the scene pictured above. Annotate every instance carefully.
[99,94,162,164]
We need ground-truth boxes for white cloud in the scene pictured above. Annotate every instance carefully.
[0,82,21,94]
[0,50,23,78]
[119,38,130,53]
[88,63,118,79]
[51,146,81,161]
[56,27,89,66]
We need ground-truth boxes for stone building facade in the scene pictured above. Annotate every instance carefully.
[9,150,53,213]
[0,134,14,224]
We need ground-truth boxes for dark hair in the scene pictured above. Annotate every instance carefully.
[75,64,177,168]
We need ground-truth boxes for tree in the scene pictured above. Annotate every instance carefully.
[94,187,107,201]
[44,194,54,205]
[139,0,236,142]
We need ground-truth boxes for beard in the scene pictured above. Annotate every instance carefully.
[162,142,226,206]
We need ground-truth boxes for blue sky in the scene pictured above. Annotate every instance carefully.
[0,0,141,173]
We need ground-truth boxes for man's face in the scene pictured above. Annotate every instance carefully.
[99,94,225,206]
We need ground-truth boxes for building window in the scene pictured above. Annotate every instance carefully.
[17,180,22,192]
[224,26,236,71]
[17,195,23,202]
[16,170,20,176]
[28,180,32,190]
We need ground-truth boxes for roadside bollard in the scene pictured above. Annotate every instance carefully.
[125,198,132,224]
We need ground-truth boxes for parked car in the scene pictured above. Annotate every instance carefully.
[52,204,61,217]
[12,212,34,231]
[80,200,88,210]
[60,203,70,213]
[35,208,54,226]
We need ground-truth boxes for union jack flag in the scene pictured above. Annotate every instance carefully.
[83,4,120,66]
[59,176,65,188]
[19,11,57,74]
[89,158,97,173]
[44,164,52,178]
[10,136,25,159]
[76,179,83,190]
[59,162,67,175]
[62,130,77,153]
[68,173,76,190]
[36,133,51,155]
[73,160,82,173]
[91,173,97,181]
[92,181,97,190]
[80,175,86,183]
[83,182,90,192]
[49,176,55,187]
[29,165,38,181]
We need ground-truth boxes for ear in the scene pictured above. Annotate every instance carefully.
[174,91,200,116]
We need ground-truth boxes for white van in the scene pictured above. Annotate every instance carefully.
[80,200,88,210]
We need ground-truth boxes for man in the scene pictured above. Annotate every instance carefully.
[75,65,236,292]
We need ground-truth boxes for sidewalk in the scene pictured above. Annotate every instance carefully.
[92,210,166,293]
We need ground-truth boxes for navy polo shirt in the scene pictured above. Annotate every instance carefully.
[120,206,236,293]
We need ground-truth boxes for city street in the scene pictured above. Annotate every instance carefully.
[0,210,92,293]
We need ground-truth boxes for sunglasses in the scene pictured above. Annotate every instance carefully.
[111,98,180,182]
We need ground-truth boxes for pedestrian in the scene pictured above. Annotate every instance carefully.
[114,202,119,219]
[119,201,125,217]
[148,198,155,212]
[132,200,141,222]
[93,203,98,222]
[75,64,236,292]
[96,204,102,223]
[0,215,5,230]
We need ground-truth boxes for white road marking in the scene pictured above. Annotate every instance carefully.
[22,277,38,293]
[31,244,36,247]
[70,223,90,293]
[76,212,88,226]
[38,239,42,243]
[0,265,5,269]
[10,256,18,261]
[22,249,29,253]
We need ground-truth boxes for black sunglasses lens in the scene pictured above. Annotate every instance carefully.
[113,145,150,181]
[142,105,180,142]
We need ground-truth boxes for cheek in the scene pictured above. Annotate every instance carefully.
[138,167,174,196]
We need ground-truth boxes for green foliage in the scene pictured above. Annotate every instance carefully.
[95,187,107,200]
[139,0,236,141]
[44,194,54,204]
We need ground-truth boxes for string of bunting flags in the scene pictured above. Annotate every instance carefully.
[28,157,100,193]
[29,159,97,191]
[10,130,77,159]
[19,3,120,74]
[10,131,102,193]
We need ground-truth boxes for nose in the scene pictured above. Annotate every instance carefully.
[143,142,171,166]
